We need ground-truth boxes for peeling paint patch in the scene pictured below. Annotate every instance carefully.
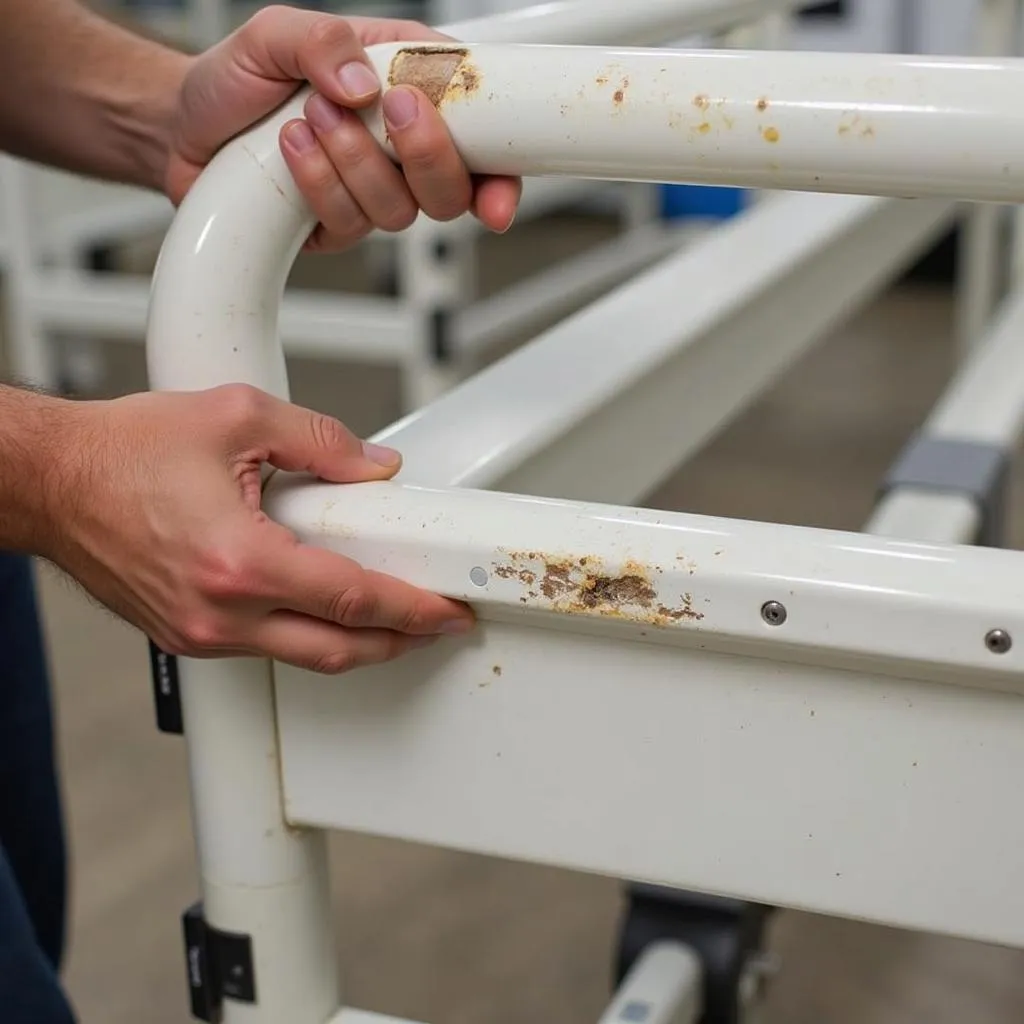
[389,46,481,108]
[493,551,704,628]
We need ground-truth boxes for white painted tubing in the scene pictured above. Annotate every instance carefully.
[443,0,806,45]
[148,42,1024,395]
[359,45,1024,199]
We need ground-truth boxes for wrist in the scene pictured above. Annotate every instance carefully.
[95,45,196,194]
[0,387,97,559]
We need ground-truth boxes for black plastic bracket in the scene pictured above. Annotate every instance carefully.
[183,902,257,1022]
[615,884,774,1024]
[878,433,1010,547]
[149,639,184,735]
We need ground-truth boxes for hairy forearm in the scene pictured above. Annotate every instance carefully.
[0,384,86,557]
[0,0,193,191]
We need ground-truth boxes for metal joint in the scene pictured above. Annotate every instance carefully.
[182,902,257,1022]
[879,434,1009,546]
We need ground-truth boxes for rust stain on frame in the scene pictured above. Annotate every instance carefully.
[388,46,481,108]
[494,551,705,628]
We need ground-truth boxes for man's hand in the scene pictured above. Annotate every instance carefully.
[44,385,474,673]
[165,7,522,251]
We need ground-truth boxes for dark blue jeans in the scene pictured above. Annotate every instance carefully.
[0,553,76,1022]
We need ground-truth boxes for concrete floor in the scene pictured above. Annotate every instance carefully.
[12,214,1024,1022]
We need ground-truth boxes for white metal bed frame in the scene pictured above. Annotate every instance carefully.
[141,2,1024,1022]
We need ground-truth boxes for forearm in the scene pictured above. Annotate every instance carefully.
[0,0,193,191]
[0,385,85,557]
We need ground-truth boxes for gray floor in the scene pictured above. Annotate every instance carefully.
[13,215,1024,1022]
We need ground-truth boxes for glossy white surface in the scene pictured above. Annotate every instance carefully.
[357,43,1024,200]
[271,481,1024,948]
[266,477,1024,693]
[442,0,804,44]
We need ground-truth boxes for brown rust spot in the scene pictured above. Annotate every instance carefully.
[492,665,502,677]
[596,74,610,86]
[496,552,704,628]
[693,93,711,111]
[762,126,780,144]
[757,97,769,112]
[613,89,625,104]
[389,46,480,108]
[698,122,712,135]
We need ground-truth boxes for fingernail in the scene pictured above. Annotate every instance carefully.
[441,618,474,636]
[338,61,380,101]
[383,87,419,130]
[305,94,344,134]
[497,210,517,235]
[362,441,402,467]
[283,120,316,154]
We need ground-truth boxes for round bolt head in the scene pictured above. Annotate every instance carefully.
[469,566,489,588]
[985,628,1012,654]
[761,600,787,626]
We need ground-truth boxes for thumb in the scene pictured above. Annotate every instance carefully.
[254,394,402,484]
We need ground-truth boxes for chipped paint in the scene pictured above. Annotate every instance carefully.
[493,551,704,628]
[389,46,481,109]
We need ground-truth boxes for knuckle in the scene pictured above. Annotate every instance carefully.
[304,15,355,54]
[308,412,349,451]
[243,5,284,37]
[378,200,418,233]
[308,648,360,675]
[394,602,429,635]
[327,584,378,627]
[212,382,266,430]
[325,125,371,170]
[191,543,254,602]
[176,612,226,653]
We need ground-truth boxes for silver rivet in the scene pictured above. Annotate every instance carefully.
[985,629,1012,654]
[761,601,787,627]
[469,566,489,587]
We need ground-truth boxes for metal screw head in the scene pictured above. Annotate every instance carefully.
[985,629,1012,655]
[761,601,787,627]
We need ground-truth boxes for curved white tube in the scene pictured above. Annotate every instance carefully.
[149,41,1024,394]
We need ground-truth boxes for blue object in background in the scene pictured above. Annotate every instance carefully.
[659,184,748,221]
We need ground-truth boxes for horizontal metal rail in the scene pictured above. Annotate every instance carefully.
[374,191,953,501]
[443,0,809,45]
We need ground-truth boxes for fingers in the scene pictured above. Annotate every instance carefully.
[238,7,381,110]
[210,383,403,483]
[289,92,419,237]
[382,87,474,223]
[246,612,440,675]
[258,533,475,636]
[472,175,521,234]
